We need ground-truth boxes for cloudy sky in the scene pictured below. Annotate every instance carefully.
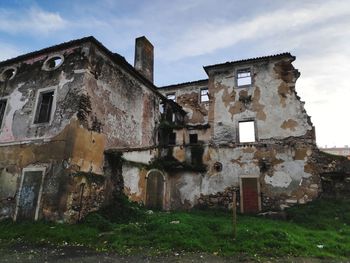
[0,0,349,148]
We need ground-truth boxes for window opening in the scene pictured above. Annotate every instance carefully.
[34,90,54,124]
[42,55,64,71]
[200,88,209,102]
[237,68,252,87]
[0,99,7,127]
[189,134,198,144]
[168,132,176,145]
[2,68,16,81]
[166,93,176,101]
[239,121,255,143]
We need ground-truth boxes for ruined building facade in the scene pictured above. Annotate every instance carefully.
[0,36,321,222]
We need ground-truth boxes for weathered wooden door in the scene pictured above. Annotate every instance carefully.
[16,170,44,220]
[241,177,260,214]
[146,170,164,210]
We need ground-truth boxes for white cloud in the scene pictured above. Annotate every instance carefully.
[0,7,68,35]
[0,44,21,61]
[159,0,350,60]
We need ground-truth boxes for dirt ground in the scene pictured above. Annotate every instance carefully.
[0,244,344,263]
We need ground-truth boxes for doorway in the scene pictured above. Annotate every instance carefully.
[145,169,165,210]
[240,176,261,214]
[15,168,45,220]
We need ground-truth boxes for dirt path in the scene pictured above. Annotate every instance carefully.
[0,244,342,263]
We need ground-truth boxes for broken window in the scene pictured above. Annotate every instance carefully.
[200,88,209,102]
[166,93,176,101]
[189,134,198,144]
[42,55,64,71]
[168,132,176,145]
[34,90,54,124]
[159,103,164,114]
[239,120,256,143]
[1,68,16,81]
[0,99,7,127]
[237,68,252,87]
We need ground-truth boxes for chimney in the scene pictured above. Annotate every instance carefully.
[134,36,154,83]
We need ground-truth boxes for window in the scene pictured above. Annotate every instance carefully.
[237,68,252,87]
[159,103,164,114]
[168,132,176,145]
[0,99,7,127]
[166,93,176,101]
[34,90,55,124]
[200,88,209,102]
[1,67,16,81]
[189,134,198,144]
[239,121,255,143]
[42,55,64,71]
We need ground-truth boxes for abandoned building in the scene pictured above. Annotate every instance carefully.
[0,35,333,222]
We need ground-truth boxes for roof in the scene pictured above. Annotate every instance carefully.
[158,79,208,89]
[203,52,295,74]
[0,36,163,97]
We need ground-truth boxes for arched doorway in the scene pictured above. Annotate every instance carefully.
[145,169,165,210]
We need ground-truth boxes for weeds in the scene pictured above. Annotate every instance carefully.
[0,198,349,260]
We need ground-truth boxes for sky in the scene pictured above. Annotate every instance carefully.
[0,0,349,148]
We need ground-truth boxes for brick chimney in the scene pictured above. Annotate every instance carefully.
[134,36,154,83]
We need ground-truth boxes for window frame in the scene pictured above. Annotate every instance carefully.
[200,87,209,103]
[236,67,252,88]
[237,119,257,143]
[166,92,176,102]
[32,87,57,126]
[0,96,9,131]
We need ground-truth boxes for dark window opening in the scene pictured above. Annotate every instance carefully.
[34,91,54,124]
[46,56,63,69]
[166,93,176,101]
[200,88,209,102]
[168,132,176,145]
[189,134,198,144]
[0,99,7,126]
[237,68,252,87]
[239,120,256,143]
[2,68,15,81]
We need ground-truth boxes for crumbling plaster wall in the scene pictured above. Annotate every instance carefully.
[85,44,161,149]
[208,58,313,143]
[159,81,209,126]
[162,142,318,210]
[0,44,109,221]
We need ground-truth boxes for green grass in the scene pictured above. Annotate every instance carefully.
[0,198,349,260]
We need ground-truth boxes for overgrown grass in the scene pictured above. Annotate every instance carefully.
[0,198,349,260]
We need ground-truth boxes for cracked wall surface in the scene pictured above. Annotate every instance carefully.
[0,38,161,222]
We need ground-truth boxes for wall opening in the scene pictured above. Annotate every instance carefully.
[15,168,45,221]
[1,68,16,81]
[0,99,7,127]
[239,120,256,143]
[240,176,261,214]
[237,68,252,87]
[42,55,64,71]
[200,88,209,102]
[166,93,176,101]
[189,133,198,144]
[145,170,165,210]
[34,90,55,124]
[168,132,176,145]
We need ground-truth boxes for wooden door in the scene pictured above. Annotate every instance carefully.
[241,177,260,214]
[146,171,164,210]
[16,170,44,220]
